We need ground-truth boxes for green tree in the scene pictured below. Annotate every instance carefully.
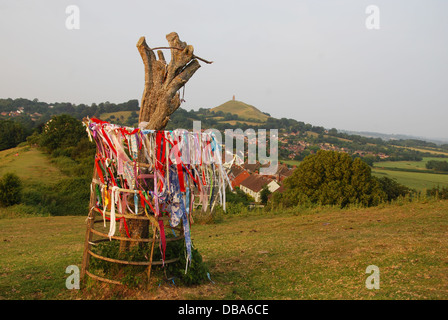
[260,185,271,205]
[226,187,252,205]
[39,114,86,153]
[376,176,412,202]
[426,160,448,172]
[0,119,27,151]
[279,150,385,208]
[0,173,23,206]
[328,128,338,135]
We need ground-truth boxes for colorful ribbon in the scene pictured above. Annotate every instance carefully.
[84,117,231,268]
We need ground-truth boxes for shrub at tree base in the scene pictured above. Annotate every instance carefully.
[277,150,386,208]
[89,238,209,288]
[0,173,23,207]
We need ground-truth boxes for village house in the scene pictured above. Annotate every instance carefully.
[275,163,294,182]
[260,162,294,182]
[239,174,280,203]
[241,161,261,174]
[228,165,251,188]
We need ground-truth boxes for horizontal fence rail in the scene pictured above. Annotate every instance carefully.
[81,205,185,287]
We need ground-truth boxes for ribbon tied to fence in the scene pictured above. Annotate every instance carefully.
[84,117,232,269]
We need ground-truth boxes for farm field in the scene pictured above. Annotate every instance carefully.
[1,200,447,300]
[280,159,301,167]
[372,168,448,191]
[372,157,448,191]
[391,145,448,156]
[374,157,446,171]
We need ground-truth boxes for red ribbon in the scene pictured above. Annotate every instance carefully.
[95,156,105,183]
[158,220,166,262]
[104,215,131,238]
[172,140,186,192]
[139,190,156,213]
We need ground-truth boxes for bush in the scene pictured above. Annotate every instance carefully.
[90,237,209,287]
[427,186,448,199]
[50,177,91,215]
[0,173,23,207]
[39,114,86,153]
[20,178,90,216]
[376,176,413,202]
[277,150,386,208]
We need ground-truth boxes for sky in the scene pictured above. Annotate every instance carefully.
[0,0,447,141]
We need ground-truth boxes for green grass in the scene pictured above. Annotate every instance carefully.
[375,157,445,171]
[280,159,301,167]
[0,146,89,219]
[216,119,263,126]
[1,200,447,300]
[99,111,133,123]
[0,216,85,299]
[191,201,448,300]
[392,145,448,156]
[372,168,448,191]
[0,146,66,186]
[0,146,67,218]
[1,146,447,299]
[371,157,448,191]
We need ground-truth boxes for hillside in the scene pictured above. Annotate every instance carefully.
[211,99,270,122]
[1,200,447,299]
[0,146,69,218]
[0,146,65,186]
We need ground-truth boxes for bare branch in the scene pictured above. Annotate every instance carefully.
[137,32,210,130]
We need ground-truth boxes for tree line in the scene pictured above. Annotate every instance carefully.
[426,160,448,172]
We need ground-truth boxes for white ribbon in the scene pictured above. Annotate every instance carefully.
[108,186,119,239]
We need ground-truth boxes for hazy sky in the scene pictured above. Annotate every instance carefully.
[1,0,447,140]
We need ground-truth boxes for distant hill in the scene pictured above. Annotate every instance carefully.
[340,130,448,145]
[211,99,270,122]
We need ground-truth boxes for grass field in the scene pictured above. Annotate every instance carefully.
[1,200,447,300]
[392,145,448,156]
[280,159,301,167]
[217,120,263,126]
[372,168,448,191]
[0,146,74,219]
[1,146,447,300]
[373,157,448,191]
[99,111,133,123]
[0,146,65,186]
[0,216,84,299]
[375,157,445,171]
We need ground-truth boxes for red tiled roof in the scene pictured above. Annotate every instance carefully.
[277,164,294,177]
[231,170,251,188]
[241,161,261,173]
[230,164,245,178]
[240,174,272,193]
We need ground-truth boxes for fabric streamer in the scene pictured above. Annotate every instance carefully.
[84,117,231,270]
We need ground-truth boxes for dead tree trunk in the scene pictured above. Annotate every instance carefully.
[137,32,201,129]
[119,32,205,251]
